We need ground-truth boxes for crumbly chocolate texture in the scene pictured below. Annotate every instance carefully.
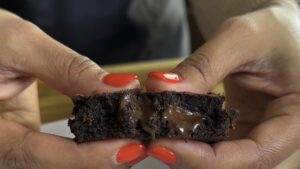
[68,90,238,143]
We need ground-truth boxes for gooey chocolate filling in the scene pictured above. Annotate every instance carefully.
[118,92,205,138]
[163,105,204,138]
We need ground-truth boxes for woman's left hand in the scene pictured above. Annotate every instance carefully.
[145,0,300,168]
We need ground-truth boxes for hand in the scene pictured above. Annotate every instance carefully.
[146,1,300,168]
[0,10,144,169]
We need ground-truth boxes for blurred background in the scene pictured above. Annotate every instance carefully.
[0,0,205,64]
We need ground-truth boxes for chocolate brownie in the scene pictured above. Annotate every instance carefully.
[68,90,238,143]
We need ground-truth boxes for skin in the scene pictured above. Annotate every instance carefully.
[146,0,300,168]
[1,0,300,169]
[0,9,141,169]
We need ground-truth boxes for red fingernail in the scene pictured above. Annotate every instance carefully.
[148,146,177,165]
[148,71,182,83]
[116,143,146,165]
[127,152,148,165]
[103,73,138,87]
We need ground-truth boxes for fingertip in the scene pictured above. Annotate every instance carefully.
[115,141,147,165]
[147,145,177,165]
[145,71,185,92]
[148,71,183,83]
[102,73,138,87]
[63,72,141,97]
[147,139,185,166]
[145,77,170,92]
[96,73,141,93]
[77,139,147,167]
[145,71,204,93]
[148,139,216,168]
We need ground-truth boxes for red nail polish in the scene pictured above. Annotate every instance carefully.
[148,71,182,83]
[116,143,146,165]
[148,146,176,165]
[103,73,138,87]
[127,152,148,165]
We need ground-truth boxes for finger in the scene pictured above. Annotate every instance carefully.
[0,119,147,169]
[146,10,277,93]
[149,94,300,169]
[0,20,140,97]
[0,81,40,130]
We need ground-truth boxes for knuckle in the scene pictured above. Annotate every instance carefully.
[0,130,43,169]
[253,159,273,169]
[1,147,21,169]
[64,55,101,84]
[67,55,98,77]
[252,149,276,169]
[221,16,260,36]
[183,53,213,85]
[0,141,39,169]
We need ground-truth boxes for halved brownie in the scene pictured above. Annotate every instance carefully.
[68,90,238,143]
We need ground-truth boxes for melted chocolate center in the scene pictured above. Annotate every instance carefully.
[118,92,205,138]
[163,105,204,137]
[118,92,143,123]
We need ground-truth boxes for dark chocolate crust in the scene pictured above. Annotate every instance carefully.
[68,90,238,143]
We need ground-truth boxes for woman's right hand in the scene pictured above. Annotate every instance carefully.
[145,1,300,168]
[0,9,144,169]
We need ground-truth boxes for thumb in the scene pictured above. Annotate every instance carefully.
[146,16,271,93]
[146,41,241,93]
[1,21,140,98]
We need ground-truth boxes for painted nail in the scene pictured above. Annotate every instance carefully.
[127,152,148,165]
[148,71,182,83]
[116,143,146,165]
[148,146,176,165]
[103,73,138,87]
